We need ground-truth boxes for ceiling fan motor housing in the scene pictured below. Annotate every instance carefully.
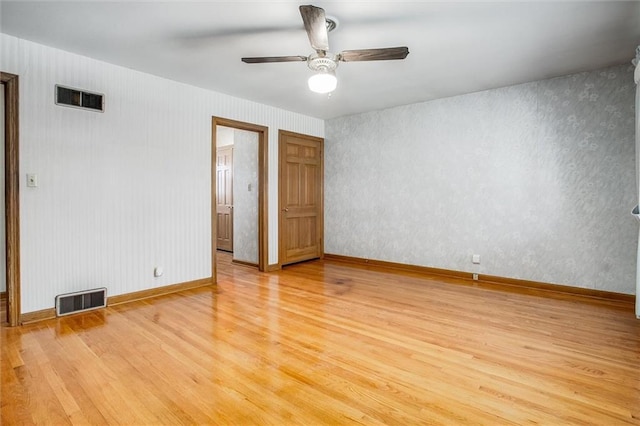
[308,53,338,72]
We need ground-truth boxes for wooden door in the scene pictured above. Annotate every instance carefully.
[279,131,323,266]
[216,146,233,252]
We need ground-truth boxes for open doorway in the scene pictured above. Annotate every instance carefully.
[211,117,268,280]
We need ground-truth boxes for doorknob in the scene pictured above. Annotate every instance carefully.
[282,208,289,212]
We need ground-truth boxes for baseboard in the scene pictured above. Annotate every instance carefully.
[324,254,470,278]
[266,263,281,272]
[323,253,635,304]
[20,308,57,324]
[108,277,213,306]
[0,291,6,301]
[19,277,214,325]
[231,259,258,268]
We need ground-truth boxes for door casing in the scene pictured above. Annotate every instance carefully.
[211,117,268,278]
[1,72,20,327]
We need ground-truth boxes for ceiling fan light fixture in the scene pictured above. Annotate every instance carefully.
[241,5,409,95]
[308,69,337,94]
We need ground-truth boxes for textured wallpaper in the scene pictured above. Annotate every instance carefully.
[232,129,259,264]
[325,64,636,294]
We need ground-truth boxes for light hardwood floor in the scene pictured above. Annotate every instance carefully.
[2,253,639,425]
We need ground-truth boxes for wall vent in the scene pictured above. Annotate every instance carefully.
[55,85,104,112]
[55,288,107,316]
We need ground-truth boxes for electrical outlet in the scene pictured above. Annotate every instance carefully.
[472,254,480,264]
[154,267,163,277]
[472,273,479,281]
[26,173,38,188]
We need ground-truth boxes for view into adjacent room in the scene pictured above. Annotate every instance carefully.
[215,125,259,269]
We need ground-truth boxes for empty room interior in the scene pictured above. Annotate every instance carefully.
[2,1,640,424]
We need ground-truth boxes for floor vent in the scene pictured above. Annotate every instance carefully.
[55,288,107,316]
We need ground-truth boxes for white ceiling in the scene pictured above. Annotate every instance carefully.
[1,1,639,119]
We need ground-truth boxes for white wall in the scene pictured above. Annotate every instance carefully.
[216,126,234,147]
[232,129,259,264]
[325,64,636,294]
[0,34,324,313]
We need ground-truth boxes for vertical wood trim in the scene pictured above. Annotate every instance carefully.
[1,72,20,327]
[212,117,268,272]
[260,125,268,271]
[211,118,217,282]
[318,134,324,259]
[278,130,286,268]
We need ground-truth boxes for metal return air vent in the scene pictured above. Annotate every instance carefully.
[55,288,107,316]
[55,85,104,112]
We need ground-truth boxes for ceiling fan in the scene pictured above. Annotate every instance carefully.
[241,4,409,94]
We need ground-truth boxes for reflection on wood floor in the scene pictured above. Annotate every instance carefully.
[2,255,639,425]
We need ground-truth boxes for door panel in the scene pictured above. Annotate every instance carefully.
[279,131,323,266]
[216,146,233,252]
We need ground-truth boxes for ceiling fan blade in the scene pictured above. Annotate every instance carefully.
[242,56,308,64]
[299,5,329,52]
[339,47,410,62]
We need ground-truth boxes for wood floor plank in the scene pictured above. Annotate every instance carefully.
[2,252,639,425]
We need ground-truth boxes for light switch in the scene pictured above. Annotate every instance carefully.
[26,173,38,188]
